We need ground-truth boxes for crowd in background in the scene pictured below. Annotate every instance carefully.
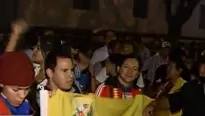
[0,20,205,116]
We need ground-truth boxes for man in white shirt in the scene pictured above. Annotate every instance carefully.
[142,41,171,86]
[90,30,116,65]
[90,30,117,76]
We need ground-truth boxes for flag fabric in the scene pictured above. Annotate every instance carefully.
[43,89,153,116]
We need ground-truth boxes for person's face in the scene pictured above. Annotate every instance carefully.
[51,57,74,90]
[119,58,139,84]
[167,61,181,80]
[2,86,30,107]
[122,44,134,55]
[32,40,44,64]
[199,64,205,77]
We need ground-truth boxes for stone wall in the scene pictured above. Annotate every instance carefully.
[18,0,168,34]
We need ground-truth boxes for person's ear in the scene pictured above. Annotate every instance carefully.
[46,68,54,78]
[117,66,120,73]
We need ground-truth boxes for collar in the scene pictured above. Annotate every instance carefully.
[118,78,134,92]
[37,79,48,90]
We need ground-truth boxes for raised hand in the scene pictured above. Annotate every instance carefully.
[11,19,28,36]
[5,19,28,52]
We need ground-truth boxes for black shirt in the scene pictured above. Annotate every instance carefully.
[168,80,205,116]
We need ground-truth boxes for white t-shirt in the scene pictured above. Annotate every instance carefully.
[95,67,109,83]
[90,46,109,65]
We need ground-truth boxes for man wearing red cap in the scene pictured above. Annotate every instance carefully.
[0,52,35,115]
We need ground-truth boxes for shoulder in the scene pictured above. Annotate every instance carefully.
[95,83,110,97]
[143,55,157,66]
[183,79,198,87]
[178,80,198,93]
[91,46,109,65]
[0,98,11,115]
[180,77,187,84]
[133,88,142,96]
[92,46,108,57]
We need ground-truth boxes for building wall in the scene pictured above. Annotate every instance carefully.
[181,0,205,37]
[18,0,168,34]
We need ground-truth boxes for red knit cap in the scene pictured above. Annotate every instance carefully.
[0,52,35,86]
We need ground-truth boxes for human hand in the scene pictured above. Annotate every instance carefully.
[11,19,28,36]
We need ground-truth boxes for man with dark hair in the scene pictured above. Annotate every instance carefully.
[30,48,82,115]
[142,41,171,86]
[90,31,117,67]
[38,48,81,93]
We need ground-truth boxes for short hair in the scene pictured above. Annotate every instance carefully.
[118,53,142,71]
[44,47,72,73]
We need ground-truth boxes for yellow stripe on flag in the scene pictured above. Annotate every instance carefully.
[47,89,153,116]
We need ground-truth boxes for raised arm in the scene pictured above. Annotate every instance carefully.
[5,20,28,52]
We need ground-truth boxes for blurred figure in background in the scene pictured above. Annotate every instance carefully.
[142,41,171,87]
[73,42,93,93]
[155,54,186,116]
[135,38,150,64]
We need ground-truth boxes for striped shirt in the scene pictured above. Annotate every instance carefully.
[142,53,168,86]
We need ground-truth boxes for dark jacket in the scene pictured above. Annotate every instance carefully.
[168,79,205,116]
[96,76,141,99]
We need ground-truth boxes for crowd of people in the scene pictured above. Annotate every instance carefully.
[0,19,205,116]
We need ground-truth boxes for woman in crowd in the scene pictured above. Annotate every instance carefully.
[155,55,187,116]
[95,54,142,99]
